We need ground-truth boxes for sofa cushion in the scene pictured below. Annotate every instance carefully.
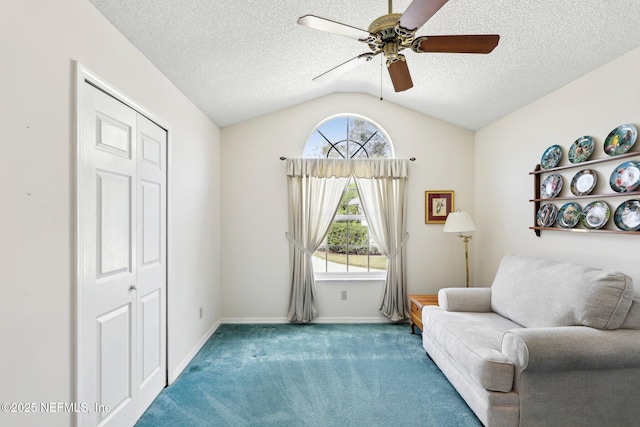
[422,307,518,392]
[621,299,640,329]
[490,255,634,330]
[438,287,492,312]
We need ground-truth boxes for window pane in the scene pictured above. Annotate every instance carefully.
[327,141,348,159]
[312,246,347,273]
[311,181,387,273]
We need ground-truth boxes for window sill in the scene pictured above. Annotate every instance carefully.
[314,272,386,283]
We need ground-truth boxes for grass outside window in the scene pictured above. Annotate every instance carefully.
[314,251,387,271]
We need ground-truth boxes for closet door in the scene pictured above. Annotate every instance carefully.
[135,114,167,415]
[78,81,166,426]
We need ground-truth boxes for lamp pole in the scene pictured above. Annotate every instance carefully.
[443,210,475,288]
[459,235,472,287]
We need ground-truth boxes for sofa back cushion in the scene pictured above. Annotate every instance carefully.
[490,255,633,329]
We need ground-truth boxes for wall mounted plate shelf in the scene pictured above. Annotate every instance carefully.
[530,150,640,236]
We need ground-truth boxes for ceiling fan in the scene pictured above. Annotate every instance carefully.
[297,0,500,92]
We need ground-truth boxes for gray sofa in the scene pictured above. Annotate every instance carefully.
[421,254,640,427]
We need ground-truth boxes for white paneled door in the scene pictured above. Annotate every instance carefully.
[78,81,166,427]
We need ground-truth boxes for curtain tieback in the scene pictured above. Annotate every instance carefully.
[285,233,315,257]
[387,233,409,259]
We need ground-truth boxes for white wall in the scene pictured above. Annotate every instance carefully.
[221,93,475,321]
[474,46,640,294]
[0,1,220,426]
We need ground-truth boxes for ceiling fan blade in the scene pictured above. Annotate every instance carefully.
[413,35,500,54]
[297,15,370,41]
[399,0,449,32]
[387,56,413,92]
[313,53,376,83]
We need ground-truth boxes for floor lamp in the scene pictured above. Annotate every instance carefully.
[443,210,476,287]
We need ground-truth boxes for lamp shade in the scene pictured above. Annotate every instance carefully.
[443,211,476,233]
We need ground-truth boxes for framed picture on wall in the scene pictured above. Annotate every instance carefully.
[425,191,454,224]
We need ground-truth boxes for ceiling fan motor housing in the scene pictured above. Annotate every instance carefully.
[366,13,416,58]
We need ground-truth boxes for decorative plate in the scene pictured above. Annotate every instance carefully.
[536,203,558,227]
[570,169,597,196]
[541,174,563,198]
[613,200,640,231]
[609,160,640,193]
[557,202,582,229]
[580,201,610,229]
[603,124,637,156]
[540,145,563,169]
[568,136,594,163]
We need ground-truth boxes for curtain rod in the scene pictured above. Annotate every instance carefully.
[279,156,416,161]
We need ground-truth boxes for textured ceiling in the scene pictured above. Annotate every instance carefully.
[89,0,640,130]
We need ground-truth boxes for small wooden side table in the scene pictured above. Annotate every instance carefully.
[409,294,439,334]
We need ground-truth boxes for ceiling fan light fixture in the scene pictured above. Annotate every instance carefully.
[383,41,400,60]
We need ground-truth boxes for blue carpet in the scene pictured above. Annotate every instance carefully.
[136,323,482,427]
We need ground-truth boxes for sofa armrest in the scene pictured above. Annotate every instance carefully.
[438,287,492,312]
[502,326,640,372]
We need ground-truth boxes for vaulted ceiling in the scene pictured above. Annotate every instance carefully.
[89,0,640,130]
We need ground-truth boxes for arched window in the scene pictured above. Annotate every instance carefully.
[303,115,394,159]
[303,115,394,276]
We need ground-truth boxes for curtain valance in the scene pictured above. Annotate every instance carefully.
[286,158,409,179]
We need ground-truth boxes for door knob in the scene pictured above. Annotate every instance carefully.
[129,284,137,291]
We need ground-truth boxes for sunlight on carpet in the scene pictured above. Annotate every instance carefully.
[136,323,481,427]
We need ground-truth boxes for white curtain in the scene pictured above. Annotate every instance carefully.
[285,158,409,322]
[286,159,350,322]
[353,159,409,321]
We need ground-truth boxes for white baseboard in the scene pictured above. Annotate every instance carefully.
[169,319,221,384]
[312,317,395,323]
[221,317,288,324]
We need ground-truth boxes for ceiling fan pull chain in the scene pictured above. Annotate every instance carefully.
[380,55,384,101]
